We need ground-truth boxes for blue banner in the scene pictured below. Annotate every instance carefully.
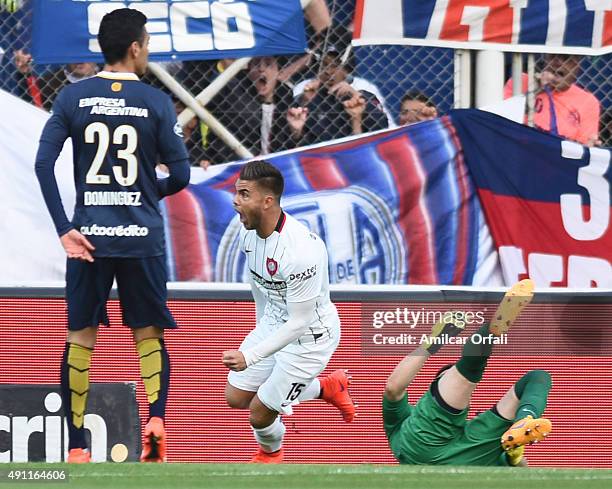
[32,0,306,64]
[161,118,485,285]
[160,110,612,287]
[450,110,612,288]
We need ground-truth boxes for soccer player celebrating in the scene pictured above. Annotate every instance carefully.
[222,160,355,463]
[34,9,190,463]
[383,279,553,466]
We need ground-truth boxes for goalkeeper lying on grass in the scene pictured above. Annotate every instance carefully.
[383,279,552,466]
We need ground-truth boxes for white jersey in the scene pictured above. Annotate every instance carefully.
[239,211,338,336]
[230,210,341,414]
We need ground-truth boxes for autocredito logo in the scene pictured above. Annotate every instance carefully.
[80,224,149,237]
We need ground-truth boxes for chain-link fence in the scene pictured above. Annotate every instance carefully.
[1,0,611,167]
[504,52,612,148]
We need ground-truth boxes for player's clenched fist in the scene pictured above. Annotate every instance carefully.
[222,350,247,371]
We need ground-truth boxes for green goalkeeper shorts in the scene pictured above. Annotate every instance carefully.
[383,390,514,466]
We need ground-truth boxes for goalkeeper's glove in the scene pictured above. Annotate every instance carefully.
[424,311,467,354]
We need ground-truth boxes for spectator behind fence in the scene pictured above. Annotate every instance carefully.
[194,56,296,165]
[293,45,394,127]
[242,56,295,155]
[504,54,601,146]
[399,91,438,125]
[287,46,390,147]
[13,49,98,111]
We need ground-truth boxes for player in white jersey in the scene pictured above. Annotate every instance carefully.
[222,160,355,463]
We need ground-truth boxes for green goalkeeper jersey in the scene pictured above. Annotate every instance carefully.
[383,390,513,466]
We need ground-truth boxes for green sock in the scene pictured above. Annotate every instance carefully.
[455,324,494,383]
[513,370,552,421]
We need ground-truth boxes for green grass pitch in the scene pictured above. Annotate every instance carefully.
[1,464,611,489]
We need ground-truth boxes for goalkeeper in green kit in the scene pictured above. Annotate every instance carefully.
[383,279,552,466]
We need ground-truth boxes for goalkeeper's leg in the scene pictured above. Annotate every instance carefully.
[437,280,535,411]
[497,370,553,452]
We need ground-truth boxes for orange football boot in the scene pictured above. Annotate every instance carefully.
[140,416,166,463]
[67,448,91,463]
[320,369,356,422]
[249,448,284,464]
[501,415,552,451]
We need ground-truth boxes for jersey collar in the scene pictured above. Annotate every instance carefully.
[97,71,140,81]
[274,210,286,233]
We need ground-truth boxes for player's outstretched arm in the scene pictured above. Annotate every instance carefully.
[385,311,467,401]
[35,139,73,236]
[384,346,430,401]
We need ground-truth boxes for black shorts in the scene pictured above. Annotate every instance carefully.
[65,256,177,331]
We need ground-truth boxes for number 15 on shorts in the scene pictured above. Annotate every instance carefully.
[286,383,306,402]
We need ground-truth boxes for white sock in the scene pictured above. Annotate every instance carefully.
[252,416,285,453]
[297,378,321,402]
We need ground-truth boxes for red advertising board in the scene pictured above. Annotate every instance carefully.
[1,290,611,467]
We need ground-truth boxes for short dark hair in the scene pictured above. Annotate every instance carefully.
[98,8,147,65]
[321,48,355,74]
[239,160,284,201]
[401,90,435,108]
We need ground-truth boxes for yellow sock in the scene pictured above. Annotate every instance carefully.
[67,344,92,429]
[137,338,163,404]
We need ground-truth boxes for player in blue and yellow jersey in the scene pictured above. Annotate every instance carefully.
[34,8,190,463]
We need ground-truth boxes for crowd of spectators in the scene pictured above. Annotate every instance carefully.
[1,1,427,167]
[170,21,398,166]
[14,49,98,110]
[1,1,608,166]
